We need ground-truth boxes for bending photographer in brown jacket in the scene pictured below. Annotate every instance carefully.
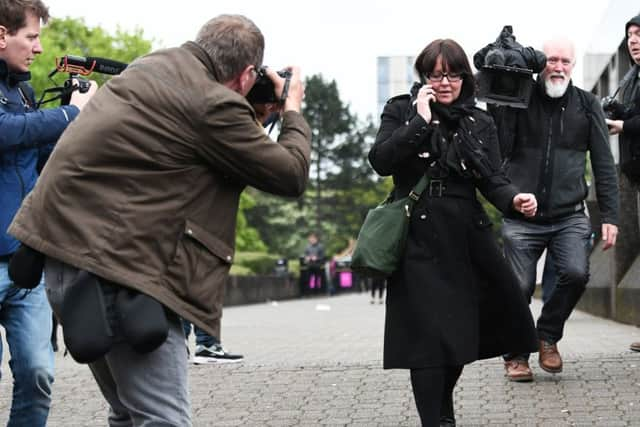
[9,14,310,426]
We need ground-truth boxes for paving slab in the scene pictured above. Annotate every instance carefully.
[2,294,640,426]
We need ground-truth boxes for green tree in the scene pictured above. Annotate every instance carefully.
[31,17,152,106]
[322,117,391,251]
[241,189,309,258]
[235,192,267,252]
[301,74,353,231]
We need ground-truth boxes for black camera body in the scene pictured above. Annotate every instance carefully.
[601,96,628,120]
[246,67,291,104]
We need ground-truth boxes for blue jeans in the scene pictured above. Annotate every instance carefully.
[502,213,592,358]
[182,320,219,347]
[0,261,54,427]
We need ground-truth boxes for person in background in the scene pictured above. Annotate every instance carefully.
[8,14,310,425]
[370,277,385,304]
[604,14,640,353]
[369,38,538,426]
[491,37,619,381]
[303,232,326,294]
[0,1,96,425]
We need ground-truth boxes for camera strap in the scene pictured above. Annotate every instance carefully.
[279,73,291,105]
[263,73,293,135]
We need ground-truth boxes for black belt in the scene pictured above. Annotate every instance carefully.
[424,179,475,199]
[0,253,13,263]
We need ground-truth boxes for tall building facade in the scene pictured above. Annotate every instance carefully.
[376,56,416,120]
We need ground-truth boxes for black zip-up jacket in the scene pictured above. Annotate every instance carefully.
[617,64,640,180]
[492,78,619,225]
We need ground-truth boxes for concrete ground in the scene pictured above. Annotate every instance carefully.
[2,293,640,426]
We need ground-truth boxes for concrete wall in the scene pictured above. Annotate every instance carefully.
[572,180,639,326]
[223,275,301,307]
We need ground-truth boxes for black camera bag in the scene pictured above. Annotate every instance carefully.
[8,244,45,289]
[115,287,169,354]
[61,271,170,363]
[61,270,114,363]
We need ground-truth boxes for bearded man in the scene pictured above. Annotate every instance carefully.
[490,37,620,382]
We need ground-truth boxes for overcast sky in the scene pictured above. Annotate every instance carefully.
[43,0,636,120]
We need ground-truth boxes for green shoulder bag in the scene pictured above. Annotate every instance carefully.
[351,175,430,277]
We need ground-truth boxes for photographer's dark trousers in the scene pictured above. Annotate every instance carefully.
[44,258,192,427]
[501,213,591,359]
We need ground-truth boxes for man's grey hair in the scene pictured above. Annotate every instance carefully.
[195,14,264,83]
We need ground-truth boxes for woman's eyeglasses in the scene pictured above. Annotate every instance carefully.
[426,72,463,82]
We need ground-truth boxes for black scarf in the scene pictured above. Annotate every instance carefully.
[408,81,475,129]
[407,82,496,178]
[430,99,476,129]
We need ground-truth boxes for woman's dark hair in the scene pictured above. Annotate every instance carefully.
[414,39,475,99]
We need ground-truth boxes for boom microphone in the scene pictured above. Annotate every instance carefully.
[57,55,128,75]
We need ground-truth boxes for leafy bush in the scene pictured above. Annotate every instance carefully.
[232,252,282,276]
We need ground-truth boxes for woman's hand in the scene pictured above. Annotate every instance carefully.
[512,193,537,217]
[414,84,436,123]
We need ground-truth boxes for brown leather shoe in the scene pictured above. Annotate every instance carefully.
[630,342,640,352]
[539,340,563,373]
[504,359,533,382]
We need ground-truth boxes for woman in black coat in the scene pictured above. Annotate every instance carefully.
[369,39,539,426]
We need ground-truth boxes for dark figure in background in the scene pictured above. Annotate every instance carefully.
[370,277,385,304]
[604,15,640,353]
[303,232,325,294]
[369,38,538,427]
[488,37,619,382]
[0,1,96,425]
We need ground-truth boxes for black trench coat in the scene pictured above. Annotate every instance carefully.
[369,94,537,369]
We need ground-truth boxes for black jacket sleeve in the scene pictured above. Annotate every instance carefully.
[624,115,640,136]
[465,114,519,215]
[586,93,620,225]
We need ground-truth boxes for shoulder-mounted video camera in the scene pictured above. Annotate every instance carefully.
[246,67,292,105]
[476,64,534,108]
[36,55,128,108]
[474,26,546,109]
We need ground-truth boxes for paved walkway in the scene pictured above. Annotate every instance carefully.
[2,293,640,426]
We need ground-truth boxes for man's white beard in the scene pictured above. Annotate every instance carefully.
[545,77,569,98]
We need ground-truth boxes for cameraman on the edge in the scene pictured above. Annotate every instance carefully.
[9,14,310,425]
[0,1,96,426]
[605,15,640,353]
